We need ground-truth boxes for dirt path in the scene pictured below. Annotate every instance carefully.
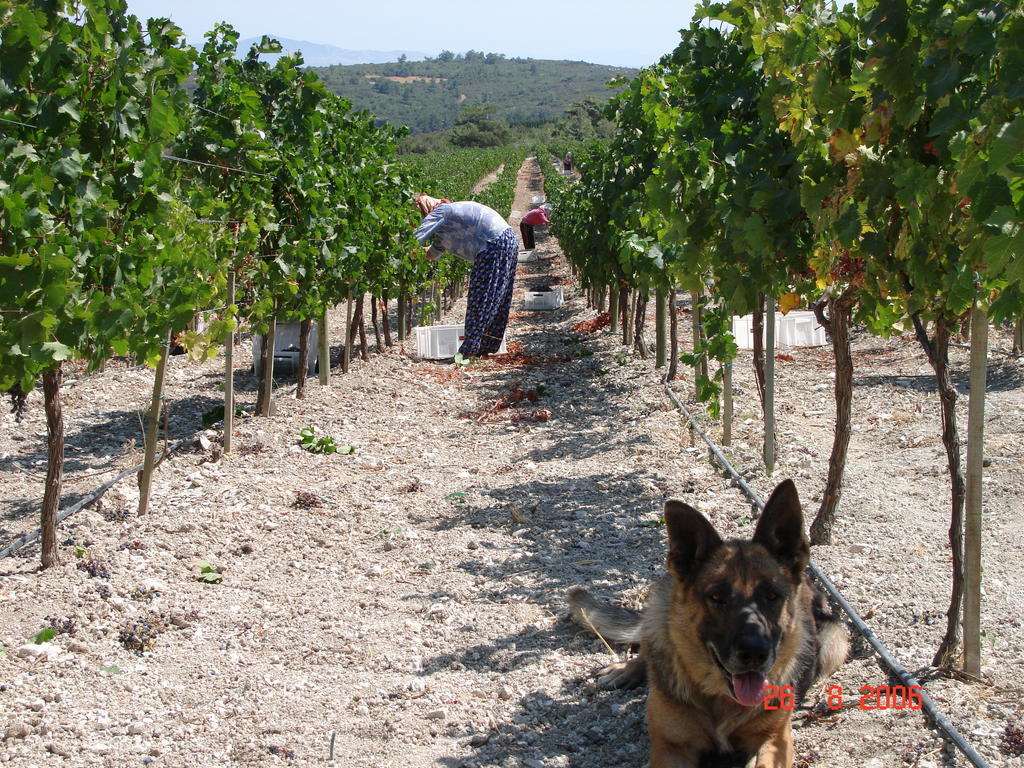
[508,156,544,224]
[1,157,1023,768]
[471,164,505,195]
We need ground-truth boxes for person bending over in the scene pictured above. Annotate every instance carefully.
[519,206,550,251]
[413,194,518,358]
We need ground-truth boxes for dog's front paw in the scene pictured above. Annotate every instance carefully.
[596,656,646,689]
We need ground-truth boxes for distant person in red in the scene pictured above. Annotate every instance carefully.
[519,206,550,251]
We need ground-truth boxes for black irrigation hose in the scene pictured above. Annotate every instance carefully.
[662,382,991,768]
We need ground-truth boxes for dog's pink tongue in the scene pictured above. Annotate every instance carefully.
[733,673,768,707]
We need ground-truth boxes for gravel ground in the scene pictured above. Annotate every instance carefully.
[1,157,1023,768]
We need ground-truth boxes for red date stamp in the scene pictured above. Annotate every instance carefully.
[763,685,924,710]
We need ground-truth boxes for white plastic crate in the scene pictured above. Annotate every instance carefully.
[731,311,826,349]
[523,286,564,311]
[778,311,827,347]
[517,249,539,263]
[252,322,318,373]
[414,324,507,359]
[731,314,758,350]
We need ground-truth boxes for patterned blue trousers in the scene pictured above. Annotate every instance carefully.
[461,227,518,357]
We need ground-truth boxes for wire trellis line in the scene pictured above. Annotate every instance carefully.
[161,153,274,178]
[0,115,37,129]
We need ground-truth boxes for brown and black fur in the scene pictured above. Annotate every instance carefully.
[567,479,848,768]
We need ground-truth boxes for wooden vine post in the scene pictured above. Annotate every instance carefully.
[963,299,988,676]
[343,287,354,374]
[355,295,369,361]
[318,309,330,385]
[138,328,172,516]
[609,286,620,335]
[397,289,407,341]
[622,288,634,346]
[257,316,277,417]
[380,296,393,348]
[667,287,678,382]
[689,290,710,383]
[722,362,733,446]
[223,271,236,453]
[763,303,776,475]
[752,297,766,410]
[621,285,632,343]
[655,287,667,368]
[296,318,312,399]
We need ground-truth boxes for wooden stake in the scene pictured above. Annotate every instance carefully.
[138,327,171,515]
[296,318,312,399]
[655,287,667,368]
[381,294,393,348]
[355,295,369,361]
[609,285,620,335]
[696,288,704,382]
[963,301,988,676]
[752,295,766,411]
[370,295,382,350]
[691,290,702,381]
[257,315,276,417]
[397,290,407,341]
[722,362,733,446]
[343,288,353,375]
[318,309,330,385]
[764,303,776,475]
[223,271,236,453]
[667,287,678,382]
[622,288,633,346]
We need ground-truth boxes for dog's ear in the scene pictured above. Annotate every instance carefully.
[663,499,723,578]
[752,479,810,579]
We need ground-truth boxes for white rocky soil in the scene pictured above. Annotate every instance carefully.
[1,157,1022,768]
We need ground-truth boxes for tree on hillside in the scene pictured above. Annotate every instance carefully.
[555,98,615,141]
[450,104,511,148]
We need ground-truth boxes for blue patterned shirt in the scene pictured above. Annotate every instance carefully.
[413,201,512,263]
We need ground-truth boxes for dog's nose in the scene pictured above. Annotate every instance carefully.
[736,634,771,667]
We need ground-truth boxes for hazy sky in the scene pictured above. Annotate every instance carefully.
[124,0,702,68]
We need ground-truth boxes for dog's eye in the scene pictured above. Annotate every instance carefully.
[763,589,781,603]
[707,591,728,606]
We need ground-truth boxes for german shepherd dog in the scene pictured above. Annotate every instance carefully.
[567,479,848,768]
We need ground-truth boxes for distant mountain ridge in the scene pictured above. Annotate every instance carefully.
[237,36,427,67]
[310,54,636,135]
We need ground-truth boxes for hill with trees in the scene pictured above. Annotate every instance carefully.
[309,50,635,134]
